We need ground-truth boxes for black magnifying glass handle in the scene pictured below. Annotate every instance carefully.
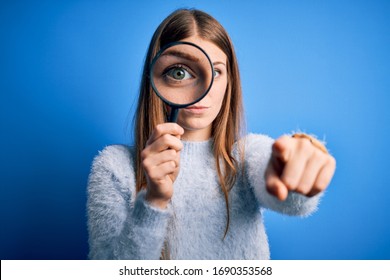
[168,107,179,123]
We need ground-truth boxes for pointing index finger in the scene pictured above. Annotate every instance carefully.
[272,135,292,163]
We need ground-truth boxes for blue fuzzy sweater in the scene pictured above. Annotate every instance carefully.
[87,134,321,259]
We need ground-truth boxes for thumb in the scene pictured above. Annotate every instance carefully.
[265,161,289,201]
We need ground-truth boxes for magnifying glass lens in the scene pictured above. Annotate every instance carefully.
[151,43,214,106]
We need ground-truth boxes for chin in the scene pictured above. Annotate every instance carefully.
[177,117,212,132]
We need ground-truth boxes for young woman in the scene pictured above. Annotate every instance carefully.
[87,9,336,260]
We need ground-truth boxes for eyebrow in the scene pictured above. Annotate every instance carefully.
[213,61,226,67]
[161,50,226,68]
[162,50,200,62]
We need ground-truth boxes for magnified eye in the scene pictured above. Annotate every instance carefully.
[164,65,194,81]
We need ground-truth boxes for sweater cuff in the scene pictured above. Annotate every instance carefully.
[279,190,323,217]
[132,190,172,229]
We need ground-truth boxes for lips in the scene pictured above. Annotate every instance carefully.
[186,106,208,109]
[184,105,209,114]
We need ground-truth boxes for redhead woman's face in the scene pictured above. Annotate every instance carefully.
[176,36,228,141]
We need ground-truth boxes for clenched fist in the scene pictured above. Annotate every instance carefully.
[142,123,184,208]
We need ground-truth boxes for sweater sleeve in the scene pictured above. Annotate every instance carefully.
[243,134,322,216]
[87,145,171,259]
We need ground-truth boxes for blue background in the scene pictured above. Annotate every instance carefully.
[1,0,389,259]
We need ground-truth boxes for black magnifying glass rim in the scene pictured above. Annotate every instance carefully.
[149,41,215,109]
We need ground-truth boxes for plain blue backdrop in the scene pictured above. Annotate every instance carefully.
[1,0,389,259]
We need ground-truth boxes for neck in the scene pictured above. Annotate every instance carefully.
[181,127,212,141]
[181,130,211,142]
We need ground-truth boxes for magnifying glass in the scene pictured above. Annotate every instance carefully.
[150,41,214,122]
